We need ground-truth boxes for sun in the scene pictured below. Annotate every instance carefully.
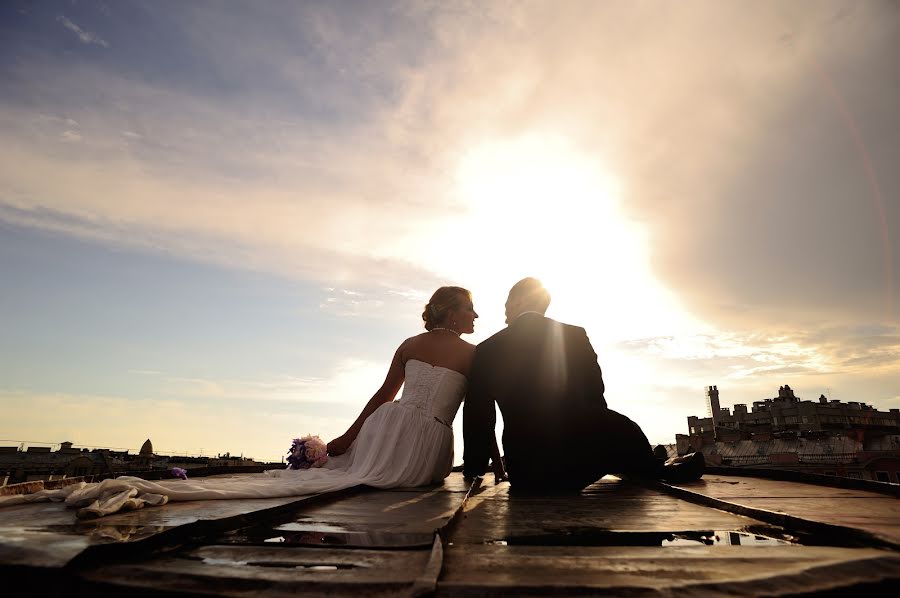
[425,133,694,344]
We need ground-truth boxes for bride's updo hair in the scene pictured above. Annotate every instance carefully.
[422,286,471,331]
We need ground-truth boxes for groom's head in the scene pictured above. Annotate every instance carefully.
[505,277,551,324]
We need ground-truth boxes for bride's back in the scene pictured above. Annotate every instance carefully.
[397,359,467,426]
[399,332,475,378]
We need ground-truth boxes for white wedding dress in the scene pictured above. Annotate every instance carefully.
[0,360,467,518]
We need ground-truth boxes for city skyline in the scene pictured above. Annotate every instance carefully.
[1,1,898,463]
[4,380,897,461]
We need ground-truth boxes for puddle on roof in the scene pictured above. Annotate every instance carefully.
[663,531,794,547]
[40,523,168,543]
[277,522,352,534]
[219,521,435,548]
[199,557,353,570]
[483,529,796,547]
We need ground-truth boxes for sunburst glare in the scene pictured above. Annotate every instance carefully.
[428,133,701,344]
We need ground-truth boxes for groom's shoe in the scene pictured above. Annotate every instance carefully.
[660,452,705,484]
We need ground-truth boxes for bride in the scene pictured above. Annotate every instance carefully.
[0,286,506,518]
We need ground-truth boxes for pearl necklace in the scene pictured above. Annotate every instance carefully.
[431,327,460,336]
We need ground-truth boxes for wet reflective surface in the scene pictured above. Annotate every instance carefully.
[221,521,435,548]
[5,472,900,596]
[481,528,796,547]
[41,523,170,543]
[663,530,794,546]
[197,556,352,570]
[211,488,467,549]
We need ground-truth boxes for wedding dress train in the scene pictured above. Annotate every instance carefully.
[0,360,467,517]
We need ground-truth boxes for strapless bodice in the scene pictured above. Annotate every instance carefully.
[395,359,467,425]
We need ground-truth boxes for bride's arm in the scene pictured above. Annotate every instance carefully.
[327,343,407,456]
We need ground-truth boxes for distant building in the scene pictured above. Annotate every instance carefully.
[705,385,722,430]
[140,439,153,455]
[678,385,900,483]
[133,438,156,469]
[0,439,264,485]
[687,384,900,439]
[0,441,129,485]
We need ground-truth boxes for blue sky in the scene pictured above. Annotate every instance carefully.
[1,1,898,462]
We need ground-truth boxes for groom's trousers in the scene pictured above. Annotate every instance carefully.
[508,408,659,493]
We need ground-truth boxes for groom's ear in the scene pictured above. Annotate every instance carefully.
[504,294,520,316]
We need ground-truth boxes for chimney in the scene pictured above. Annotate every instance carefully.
[706,385,721,438]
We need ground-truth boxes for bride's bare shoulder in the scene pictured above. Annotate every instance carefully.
[403,332,432,346]
[401,332,430,344]
[396,333,430,354]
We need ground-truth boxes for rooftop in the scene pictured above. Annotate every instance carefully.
[1,469,899,595]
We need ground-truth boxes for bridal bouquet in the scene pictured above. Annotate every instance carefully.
[287,434,328,470]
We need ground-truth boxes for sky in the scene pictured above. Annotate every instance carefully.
[1,0,898,463]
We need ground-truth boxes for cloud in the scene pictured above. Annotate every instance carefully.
[365,1,900,330]
[620,321,900,381]
[57,15,109,48]
[262,5,895,332]
[2,3,895,319]
[60,129,81,142]
[318,288,391,317]
[2,1,898,430]
[0,48,452,290]
[158,359,385,406]
[608,319,900,438]
[788,325,900,373]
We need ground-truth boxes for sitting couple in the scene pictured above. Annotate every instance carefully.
[0,278,701,518]
[329,276,704,491]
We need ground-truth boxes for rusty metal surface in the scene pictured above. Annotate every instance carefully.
[2,472,900,595]
[704,466,900,497]
[219,485,469,549]
[69,478,470,596]
[439,545,900,596]
[0,492,322,567]
[79,545,432,597]
[450,477,764,545]
[668,474,900,545]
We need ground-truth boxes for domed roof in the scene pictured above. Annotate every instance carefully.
[139,438,153,455]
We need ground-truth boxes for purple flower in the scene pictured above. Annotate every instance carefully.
[286,434,328,470]
[171,467,188,480]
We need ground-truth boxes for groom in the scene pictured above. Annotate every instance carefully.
[463,277,703,492]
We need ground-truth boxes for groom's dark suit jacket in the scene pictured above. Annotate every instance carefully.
[463,312,611,484]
